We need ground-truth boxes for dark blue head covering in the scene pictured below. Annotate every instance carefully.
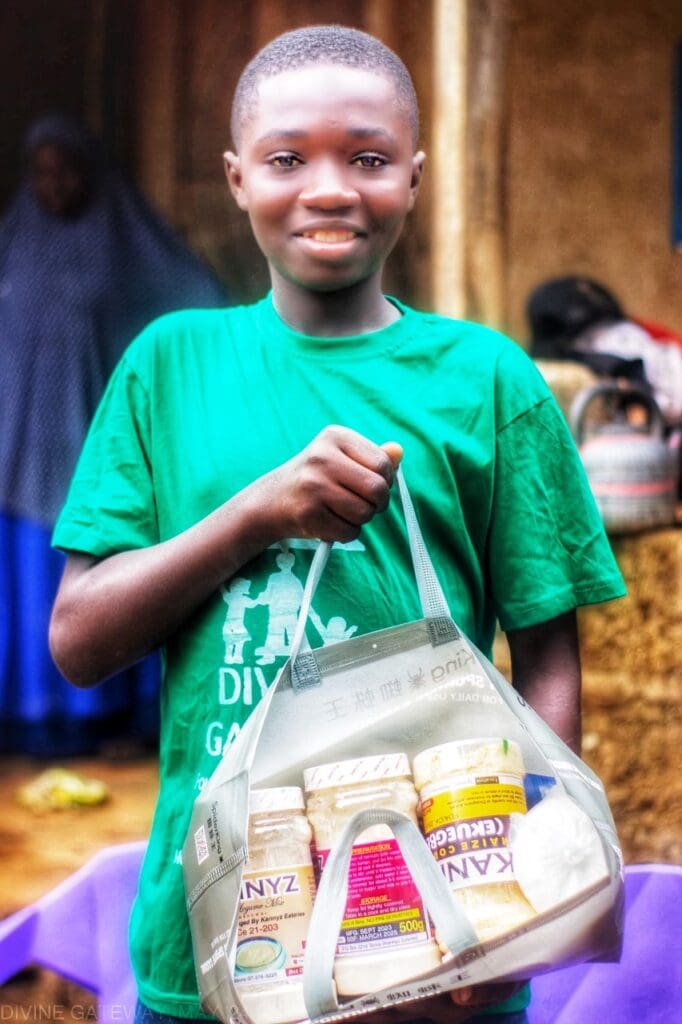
[0,114,229,525]
[22,112,98,165]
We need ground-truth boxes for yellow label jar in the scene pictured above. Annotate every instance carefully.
[235,787,317,1024]
[304,753,441,997]
[413,738,536,943]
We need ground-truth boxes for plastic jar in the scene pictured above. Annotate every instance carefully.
[234,787,316,1024]
[413,738,536,942]
[304,753,441,996]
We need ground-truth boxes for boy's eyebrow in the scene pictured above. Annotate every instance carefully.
[255,129,308,144]
[254,127,397,145]
[346,127,396,142]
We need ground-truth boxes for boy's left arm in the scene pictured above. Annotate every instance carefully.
[506,608,582,754]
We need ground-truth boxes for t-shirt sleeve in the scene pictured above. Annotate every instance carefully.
[488,384,626,632]
[52,350,159,557]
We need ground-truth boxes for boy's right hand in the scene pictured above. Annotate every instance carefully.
[262,425,402,544]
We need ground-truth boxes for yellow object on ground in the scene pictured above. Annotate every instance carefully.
[16,767,109,811]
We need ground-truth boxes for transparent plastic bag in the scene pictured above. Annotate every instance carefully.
[183,468,623,1024]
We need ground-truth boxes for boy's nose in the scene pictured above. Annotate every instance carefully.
[298,161,360,209]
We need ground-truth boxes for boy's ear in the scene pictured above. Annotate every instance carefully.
[407,151,426,211]
[223,151,249,211]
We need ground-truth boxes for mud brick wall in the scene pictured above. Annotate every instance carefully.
[505,0,682,342]
[579,530,680,683]
[579,529,681,864]
[580,669,681,865]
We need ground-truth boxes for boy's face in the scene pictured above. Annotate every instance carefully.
[225,64,424,293]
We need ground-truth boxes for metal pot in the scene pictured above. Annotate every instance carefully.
[570,383,678,534]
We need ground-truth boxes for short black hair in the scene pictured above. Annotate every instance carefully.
[231,24,419,148]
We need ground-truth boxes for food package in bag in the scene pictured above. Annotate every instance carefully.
[182,467,623,1024]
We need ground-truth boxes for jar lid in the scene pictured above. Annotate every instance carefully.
[412,738,524,790]
[304,753,411,792]
[249,786,305,815]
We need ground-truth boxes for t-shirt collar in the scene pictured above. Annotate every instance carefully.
[255,291,415,360]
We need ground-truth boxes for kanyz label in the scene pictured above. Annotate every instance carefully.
[240,873,301,901]
[439,849,514,889]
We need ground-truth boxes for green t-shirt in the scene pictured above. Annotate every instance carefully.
[53,294,624,1017]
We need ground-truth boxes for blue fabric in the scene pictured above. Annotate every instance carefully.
[0,511,160,755]
[0,114,227,754]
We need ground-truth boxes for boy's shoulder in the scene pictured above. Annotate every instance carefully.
[133,301,254,343]
[405,305,539,369]
[122,300,260,368]
[404,306,553,425]
[434,312,506,339]
[402,302,515,343]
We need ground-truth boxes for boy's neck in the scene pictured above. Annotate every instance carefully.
[270,274,401,337]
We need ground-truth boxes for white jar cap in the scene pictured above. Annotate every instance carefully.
[304,753,411,792]
[249,786,305,815]
[412,738,524,790]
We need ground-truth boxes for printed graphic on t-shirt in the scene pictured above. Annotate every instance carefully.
[220,542,359,666]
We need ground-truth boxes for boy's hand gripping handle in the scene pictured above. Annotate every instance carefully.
[289,466,457,691]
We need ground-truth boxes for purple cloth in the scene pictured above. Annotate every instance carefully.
[0,862,679,1023]
[528,864,682,1023]
[0,841,146,1024]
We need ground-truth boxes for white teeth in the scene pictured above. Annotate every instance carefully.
[304,230,356,243]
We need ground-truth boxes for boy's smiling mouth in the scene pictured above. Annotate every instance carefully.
[293,225,367,262]
[295,222,366,249]
[302,229,358,243]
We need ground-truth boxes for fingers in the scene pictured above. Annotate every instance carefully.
[450,986,473,1008]
[278,426,404,544]
[308,426,397,510]
[323,481,378,527]
[449,979,527,1009]
[331,426,397,485]
[323,427,404,492]
[381,440,403,469]
[354,992,474,1024]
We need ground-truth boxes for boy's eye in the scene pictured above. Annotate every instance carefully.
[352,153,387,169]
[269,153,302,168]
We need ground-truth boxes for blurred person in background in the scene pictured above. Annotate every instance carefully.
[0,113,229,757]
[526,275,682,428]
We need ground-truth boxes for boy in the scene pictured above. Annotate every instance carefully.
[50,25,625,1024]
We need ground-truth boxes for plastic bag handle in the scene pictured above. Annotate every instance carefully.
[394,465,453,623]
[302,808,478,1019]
[287,539,332,678]
[289,466,454,690]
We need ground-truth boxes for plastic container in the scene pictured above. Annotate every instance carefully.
[304,753,441,996]
[413,738,536,942]
[235,787,316,1023]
